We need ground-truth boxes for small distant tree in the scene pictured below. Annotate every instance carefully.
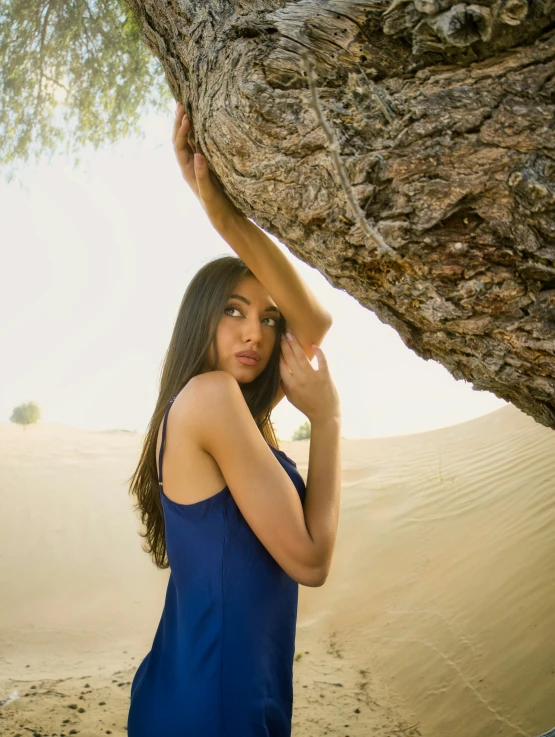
[291,421,310,441]
[10,401,41,429]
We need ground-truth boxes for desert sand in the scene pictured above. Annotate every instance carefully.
[1,404,554,737]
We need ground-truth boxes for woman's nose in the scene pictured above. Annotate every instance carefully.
[242,319,263,341]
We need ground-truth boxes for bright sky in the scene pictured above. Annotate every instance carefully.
[0,106,506,440]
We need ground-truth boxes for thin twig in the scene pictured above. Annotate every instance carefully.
[43,74,70,94]
[34,0,55,120]
[300,51,400,261]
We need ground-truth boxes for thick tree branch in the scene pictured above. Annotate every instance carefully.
[123,0,555,431]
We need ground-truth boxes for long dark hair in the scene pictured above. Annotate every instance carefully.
[127,255,286,569]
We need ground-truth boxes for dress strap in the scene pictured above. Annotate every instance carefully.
[158,396,177,489]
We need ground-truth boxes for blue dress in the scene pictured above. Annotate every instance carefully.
[128,395,307,737]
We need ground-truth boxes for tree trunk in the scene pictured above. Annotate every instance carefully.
[125,0,555,429]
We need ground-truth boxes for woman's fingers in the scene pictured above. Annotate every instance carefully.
[280,333,309,373]
[172,103,187,144]
[172,99,238,223]
[173,103,198,161]
[173,114,189,151]
[310,344,327,372]
[171,105,200,199]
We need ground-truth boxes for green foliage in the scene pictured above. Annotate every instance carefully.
[291,420,311,441]
[10,401,42,427]
[0,0,172,180]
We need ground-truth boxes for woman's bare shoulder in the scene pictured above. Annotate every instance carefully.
[173,371,238,422]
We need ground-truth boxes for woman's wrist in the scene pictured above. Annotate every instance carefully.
[308,414,341,428]
[212,207,248,236]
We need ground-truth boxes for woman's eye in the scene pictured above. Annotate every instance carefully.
[224,307,277,327]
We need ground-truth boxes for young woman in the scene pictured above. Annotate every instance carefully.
[126,102,342,737]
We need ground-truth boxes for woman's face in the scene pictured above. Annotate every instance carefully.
[203,276,282,382]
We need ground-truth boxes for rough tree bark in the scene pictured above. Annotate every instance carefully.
[125,0,555,429]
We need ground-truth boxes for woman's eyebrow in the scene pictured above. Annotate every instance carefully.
[228,294,281,315]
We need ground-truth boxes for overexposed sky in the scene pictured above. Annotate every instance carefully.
[0,106,506,440]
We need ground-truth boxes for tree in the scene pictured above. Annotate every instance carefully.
[291,421,311,441]
[121,0,555,431]
[10,401,41,428]
[3,0,554,432]
[0,0,171,180]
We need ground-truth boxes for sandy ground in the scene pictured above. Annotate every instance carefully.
[1,404,554,736]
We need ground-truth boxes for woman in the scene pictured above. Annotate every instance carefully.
[127,101,342,737]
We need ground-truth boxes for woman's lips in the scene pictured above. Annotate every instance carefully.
[235,355,260,366]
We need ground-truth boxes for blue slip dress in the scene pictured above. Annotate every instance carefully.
[127,394,307,737]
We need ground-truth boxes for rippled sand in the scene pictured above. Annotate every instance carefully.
[1,405,554,736]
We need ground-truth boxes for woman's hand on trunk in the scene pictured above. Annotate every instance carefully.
[172,101,243,231]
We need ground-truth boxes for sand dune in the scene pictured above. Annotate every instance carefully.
[0,405,554,736]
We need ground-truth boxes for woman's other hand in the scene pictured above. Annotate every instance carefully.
[172,101,243,230]
[279,333,341,423]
